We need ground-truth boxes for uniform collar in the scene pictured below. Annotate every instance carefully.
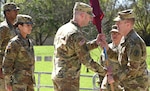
[5,19,14,30]
[70,19,80,28]
[125,29,134,40]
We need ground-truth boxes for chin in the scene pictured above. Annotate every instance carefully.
[27,32,31,34]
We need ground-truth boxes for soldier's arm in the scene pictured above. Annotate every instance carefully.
[3,41,19,86]
[115,42,146,81]
[73,33,106,76]
[0,26,10,62]
[86,39,98,50]
[107,48,118,62]
[0,27,10,78]
[0,27,3,64]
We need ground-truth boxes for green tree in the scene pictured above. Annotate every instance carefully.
[131,0,150,45]
[2,0,149,45]
[17,0,56,45]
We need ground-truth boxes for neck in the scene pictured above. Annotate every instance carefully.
[73,13,83,27]
[6,17,15,25]
[125,28,133,37]
[73,19,81,27]
[20,31,27,39]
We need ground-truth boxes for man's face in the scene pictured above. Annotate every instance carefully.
[82,12,92,26]
[115,20,128,36]
[111,32,122,45]
[19,24,33,35]
[6,9,19,20]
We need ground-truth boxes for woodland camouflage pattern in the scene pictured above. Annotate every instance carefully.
[0,19,18,91]
[2,34,35,91]
[0,2,19,68]
[3,2,20,11]
[100,43,124,91]
[73,2,94,16]
[107,30,150,91]
[113,9,135,21]
[15,14,33,24]
[0,20,18,68]
[52,20,106,91]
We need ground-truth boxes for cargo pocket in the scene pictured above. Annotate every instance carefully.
[12,84,27,91]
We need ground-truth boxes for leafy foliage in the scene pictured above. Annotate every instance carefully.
[1,0,150,45]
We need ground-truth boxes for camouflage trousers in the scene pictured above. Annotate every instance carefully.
[120,75,149,91]
[52,77,79,91]
[12,84,34,91]
[0,78,7,91]
[98,74,124,91]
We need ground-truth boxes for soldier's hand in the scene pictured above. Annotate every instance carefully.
[106,66,115,84]
[107,74,114,84]
[6,85,12,91]
[106,66,113,75]
[96,34,109,50]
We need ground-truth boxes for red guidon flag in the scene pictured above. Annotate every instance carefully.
[90,0,104,33]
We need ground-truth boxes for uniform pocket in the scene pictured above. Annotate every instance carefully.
[12,84,27,91]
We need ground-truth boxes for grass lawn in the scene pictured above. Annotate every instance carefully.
[33,46,150,91]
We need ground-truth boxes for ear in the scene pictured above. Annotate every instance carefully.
[5,11,10,16]
[127,22,131,28]
[18,24,22,29]
[80,12,85,18]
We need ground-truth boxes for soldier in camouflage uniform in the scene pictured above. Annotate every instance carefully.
[100,25,124,91]
[0,2,19,91]
[52,2,106,91]
[98,9,150,91]
[2,14,35,91]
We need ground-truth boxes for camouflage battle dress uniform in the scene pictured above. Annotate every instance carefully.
[100,42,124,91]
[99,25,124,91]
[0,16,19,63]
[52,20,106,91]
[2,33,35,91]
[0,3,19,91]
[107,30,149,91]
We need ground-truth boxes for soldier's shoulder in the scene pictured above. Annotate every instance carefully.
[59,22,78,33]
[57,22,79,38]
[0,21,9,32]
[6,36,20,49]
[0,21,8,27]
[9,36,20,44]
[0,27,10,35]
[127,30,144,45]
